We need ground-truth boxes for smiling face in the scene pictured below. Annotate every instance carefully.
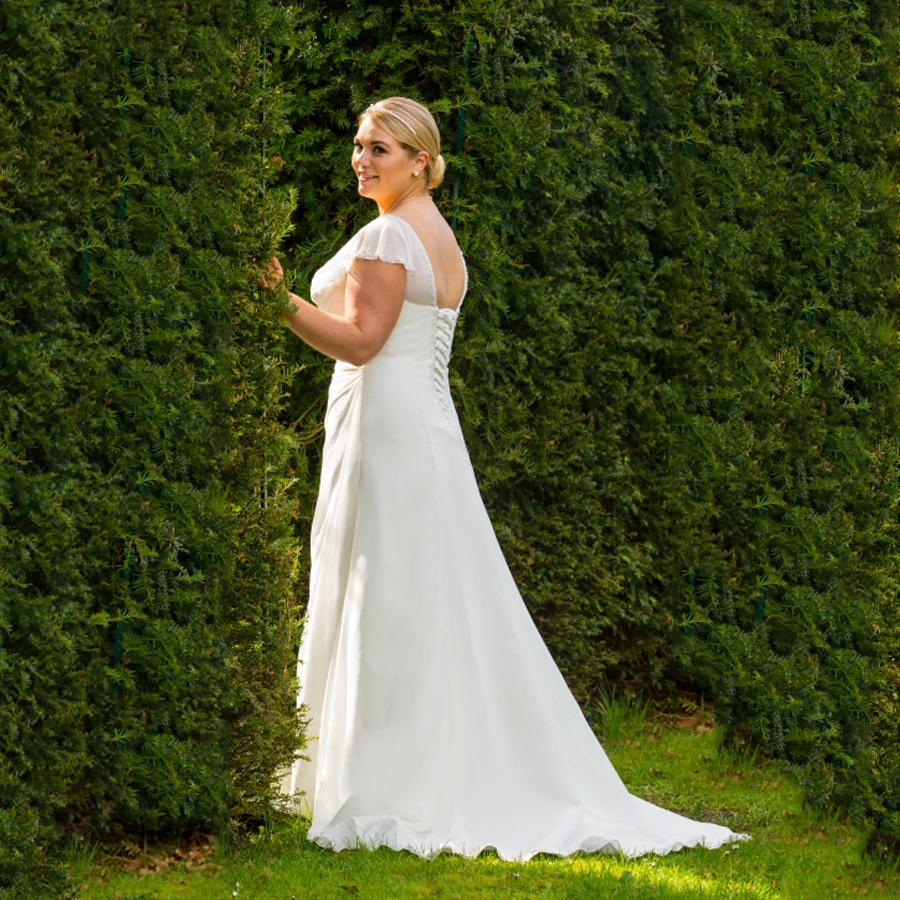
[352,114,427,213]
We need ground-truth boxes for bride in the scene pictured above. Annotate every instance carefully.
[259,96,747,861]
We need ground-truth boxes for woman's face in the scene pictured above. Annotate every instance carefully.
[352,115,422,206]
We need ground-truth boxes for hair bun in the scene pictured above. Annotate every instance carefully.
[429,152,446,190]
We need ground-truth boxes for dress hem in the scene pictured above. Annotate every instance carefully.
[308,815,751,863]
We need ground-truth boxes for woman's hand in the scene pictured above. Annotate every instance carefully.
[257,255,284,292]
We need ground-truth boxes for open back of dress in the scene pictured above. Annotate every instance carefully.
[281,214,747,861]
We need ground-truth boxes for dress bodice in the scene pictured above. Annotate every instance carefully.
[309,214,468,319]
[309,214,469,443]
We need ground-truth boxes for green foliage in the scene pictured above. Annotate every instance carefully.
[658,0,900,831]
[1,0,897,882]
[270,0,900,840]
[593,686,653,746]
[0,760,74,899]
[0,0,304,891]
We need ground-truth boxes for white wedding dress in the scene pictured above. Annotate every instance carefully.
[280,212,748,861]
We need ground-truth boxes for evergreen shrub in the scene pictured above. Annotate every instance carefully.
[658,0,900,830]
[272,0,900,838]
[0,0,304,891]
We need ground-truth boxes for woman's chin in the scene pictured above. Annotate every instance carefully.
[359,187,383,204]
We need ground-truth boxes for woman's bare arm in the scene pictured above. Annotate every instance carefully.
[261,256,406,366]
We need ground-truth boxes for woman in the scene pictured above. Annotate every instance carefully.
[259,96,748,860]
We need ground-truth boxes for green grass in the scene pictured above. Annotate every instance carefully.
[71,709,900,900]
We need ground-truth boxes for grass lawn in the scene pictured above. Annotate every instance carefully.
[72,709,900,900]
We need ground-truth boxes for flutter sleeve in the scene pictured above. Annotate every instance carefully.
[348,215,416,274]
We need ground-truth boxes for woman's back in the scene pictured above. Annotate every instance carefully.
[391,207,467,312]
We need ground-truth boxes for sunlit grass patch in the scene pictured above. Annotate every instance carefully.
[72,717,900,900]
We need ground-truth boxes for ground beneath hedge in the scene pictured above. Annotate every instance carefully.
[72,715,900,899]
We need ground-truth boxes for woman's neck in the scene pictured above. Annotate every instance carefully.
[379,189,431,216]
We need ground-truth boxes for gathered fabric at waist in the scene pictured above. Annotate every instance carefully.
[327,302,463,447]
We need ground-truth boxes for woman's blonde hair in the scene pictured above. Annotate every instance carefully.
[359,97,445,191]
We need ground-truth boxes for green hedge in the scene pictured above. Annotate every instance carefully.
[275,0,900,839]
[0,1,303,894]
[1,0,898,892]
[660,0,900,836]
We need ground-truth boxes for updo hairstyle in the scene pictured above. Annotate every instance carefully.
[359,97,445,191]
